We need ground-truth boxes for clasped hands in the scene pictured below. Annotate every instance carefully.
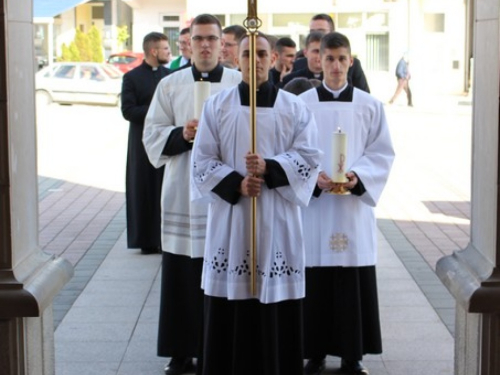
[240,152,266,198]
[317,171,358,193]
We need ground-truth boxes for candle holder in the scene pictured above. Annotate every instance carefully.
[327,183,351,195]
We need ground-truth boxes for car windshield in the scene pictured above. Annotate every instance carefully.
[51,65,76,79]
[101,64,123,78]
[109,55,136,64]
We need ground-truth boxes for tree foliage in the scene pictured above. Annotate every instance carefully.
[58,27,104,62]
[117,25,130,46]
[74,28,92,61]
[59,42,81,62]
[88,26,104,62]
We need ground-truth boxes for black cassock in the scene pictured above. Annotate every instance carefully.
[121,61,170,249]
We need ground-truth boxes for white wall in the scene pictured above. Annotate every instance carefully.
[130,0,187,52]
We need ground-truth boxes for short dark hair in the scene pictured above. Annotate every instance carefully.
[283,77,314,95]
[311,13,335,32]
[305,31,323,48]
[179,27,190,36]
[142,32,168,54]
[238,32,272,51]
[222,25,247,42]
[190,14,222,34]
[320,32,351,54]
[275,37,296,53]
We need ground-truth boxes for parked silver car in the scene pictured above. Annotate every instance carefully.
[36,62,123,106]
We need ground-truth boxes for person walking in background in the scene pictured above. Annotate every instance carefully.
[169,27,192,71]
[389,53,412,106]
[121,32,171,255]
[300,32,395,375]
[191,33,320,375]
[143,14,241,375]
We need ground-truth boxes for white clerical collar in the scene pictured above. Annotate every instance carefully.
[322,81,348,98]
[201,72,209,78]
[180,56,189,66]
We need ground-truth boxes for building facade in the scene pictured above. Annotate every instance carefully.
[33,0,469,97]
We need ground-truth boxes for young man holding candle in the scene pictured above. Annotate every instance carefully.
[191,33,320,375]
[143,14,241,375]
[299,32,395,375]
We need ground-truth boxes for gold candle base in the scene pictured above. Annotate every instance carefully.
[326,184,351,195]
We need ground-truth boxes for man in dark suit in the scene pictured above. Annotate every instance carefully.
[281,32,323,87]
[292,13,370,93]
[121,32,171,255]
[269,37,297,86]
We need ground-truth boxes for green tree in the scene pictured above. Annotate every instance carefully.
[88,25,104,62]
[74,28,92,61]
[59,42,81,61]
[68,42,81,61]
[57,27,106,62]
[59,43,71,61]
[117,25,130,50]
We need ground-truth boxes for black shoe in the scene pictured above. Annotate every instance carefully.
[141,247,161,255]
[164,357,194,375]
[304,357,326,374]
[340,359,369,374]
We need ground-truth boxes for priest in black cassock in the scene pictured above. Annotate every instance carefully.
[121,32,171,255]
[281,32,323,87]
[299,32,394,375]
[268,37,296,86]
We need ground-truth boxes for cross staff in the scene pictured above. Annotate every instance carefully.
[243,0,262,296]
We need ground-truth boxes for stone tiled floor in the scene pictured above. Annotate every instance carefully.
[35,93,471,374]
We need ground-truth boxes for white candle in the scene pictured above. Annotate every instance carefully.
[193,81,211,119]
[331,128,348,183]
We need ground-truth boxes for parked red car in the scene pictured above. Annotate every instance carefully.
[107,51,144,73]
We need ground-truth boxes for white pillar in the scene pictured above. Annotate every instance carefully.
[436,1,500,374]
[0,1,73,374]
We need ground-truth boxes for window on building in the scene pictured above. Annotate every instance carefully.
[366,12,388,28]
[92,6,104,20]
[163,15,180,22]
[161,14,181,56]
[272,14,313,27]
[424,13,445,32]
[214,14,226,27]
[366,33,389,71]
[337,13,362,28]
[164,27,180,56]
[230,14,247,26]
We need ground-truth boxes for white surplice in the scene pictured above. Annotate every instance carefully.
[300,86,395,267]
[191,86,321,303]
[143,67,241,258]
